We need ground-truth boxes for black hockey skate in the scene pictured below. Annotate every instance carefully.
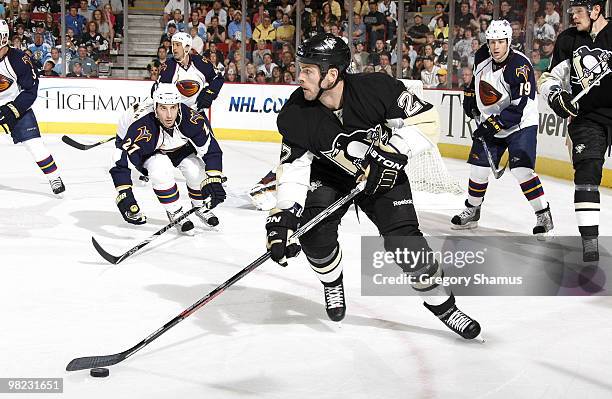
[582,236,599,262]
[166,207,195,235]
[424,295,482,340]
[533,204,554,240]
[451,200,480,230]
[194,207,219,227]
[323,274,346,322]
[49,176,65,195]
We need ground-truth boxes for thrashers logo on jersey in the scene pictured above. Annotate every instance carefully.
[135,126,152,143]
[176,80,201,97]
[479,80,502,106]
[515,65,530,81]
[0,74,14,92]
[571,46,612,90]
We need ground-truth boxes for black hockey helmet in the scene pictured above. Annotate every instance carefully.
[568,0,607,15]
[296,33,351,77]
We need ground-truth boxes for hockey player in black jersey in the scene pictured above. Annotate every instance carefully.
[538,0,612,261]
[264,33,481,340]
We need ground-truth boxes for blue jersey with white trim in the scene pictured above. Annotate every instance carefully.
[473,45,538,137]
[109,103,223,190]
[0,48,39,115]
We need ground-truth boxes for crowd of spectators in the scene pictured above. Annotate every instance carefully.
[148,0,566,87]
[1,0,124,77]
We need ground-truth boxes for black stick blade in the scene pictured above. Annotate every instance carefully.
[61,135,90,150]
[92,237,120,264]
[66,353,126,371]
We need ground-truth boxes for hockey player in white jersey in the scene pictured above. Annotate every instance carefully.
[158,32,224,113]
[109,84,225,233]
[453,19,554,237]
[0,19,65,195]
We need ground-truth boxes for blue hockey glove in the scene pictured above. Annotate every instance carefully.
[463,87,480,120]
[196,88,216,111]
[0,102,20,134]
[473,116,502,139]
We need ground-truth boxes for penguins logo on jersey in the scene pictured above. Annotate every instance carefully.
[176,80,201,97]
[0,74,14,92]
[572,46,612,90]
[479,80,502,106]
[322,125,386,175]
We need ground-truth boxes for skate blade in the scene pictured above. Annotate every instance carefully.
[535,231,554,241]
[473,334,485,343]
[450,221,478,230]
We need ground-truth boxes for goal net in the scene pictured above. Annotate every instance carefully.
[399,79,463,195]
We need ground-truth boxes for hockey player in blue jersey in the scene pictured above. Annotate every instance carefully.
[0,19,65,195]
[453,19,554,237]
[158,32,224,113]
[109,83,225,234]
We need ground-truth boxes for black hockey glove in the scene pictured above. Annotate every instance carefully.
[265,207,301,267]
[548,90,578,119]
[0,102,20,134]
[201,174,226,210]
[196,88,216,111]
[463,87,480,120]
[116,188,146,225]
[473,116,502,139]
[362,147,408,195]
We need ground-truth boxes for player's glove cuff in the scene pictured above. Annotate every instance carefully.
[549,90,578,119]
[116,188,146,225]
[201,173,227,210]
[0,102,20,134]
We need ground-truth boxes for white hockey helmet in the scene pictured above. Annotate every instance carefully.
[153,83,181,105]
[0,19,10,48]
[171,32,193,50]
[485,19,512,42]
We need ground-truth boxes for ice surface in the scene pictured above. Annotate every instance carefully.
[1,135,611,399]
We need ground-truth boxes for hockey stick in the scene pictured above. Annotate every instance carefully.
[62,135,114,150]
[571,67,611,106]
[66,181,365,371]
[92,206,203,265]
[479,137,507,179]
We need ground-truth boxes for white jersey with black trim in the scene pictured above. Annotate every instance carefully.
[473,45,539,137]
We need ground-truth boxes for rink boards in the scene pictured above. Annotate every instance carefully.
[32,77,612,187]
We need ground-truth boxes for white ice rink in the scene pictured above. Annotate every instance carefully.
[1,135,612,399]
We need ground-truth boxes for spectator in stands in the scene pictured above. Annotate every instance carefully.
[208,51,225,75]
[156,45,169,65]
[428,2,446,31]
[189,27,204,54]
[378,0,397,40]
[67,61,85,77]
[478,0,494,22]
[14,10,33,32]
[540,38,554,69]
[92,9,113,44]
[160,22,177,44]
[279,50,294,70]
[460,66,473,90]
[257,52,278,79]
[255,70,266,83]
[304,11,324,39]
[5,0,19,23]
[160,38,172,57]
[455,27,473,61]
[205,0,227,27]
[399,55,411,78]
[534,12,555,41]
[500,1,518,23]
[70,45,97,77]
[167,9,186,33]
[464,38,479,67]
[272,9,283,29]
[225,67,239,82]
[163,0,190,26]
[325,0,342,20]
[33,22,54,47]
[456,1,476,29]
[434,15,449,40]
[253,14,276,43]
[407,13,428,45]
[49,47,63,74]
[203,41,223,62]
[145,60,160,80]
[421,55,440,88]
[352,41,368,72]
[375,53,393,76]
[252,2,268,28]
[510,21,525,53]
[270,66,282,83]
[344,13,365,45]
[189,10,207,40]
[11,36,23,50]
[78,0,92,22]
[478,18,488,43]
[82,21,109,60]
[544,1,560,29]
[321,3,338,26]
[363,0,384,51]
[276,14,295,44]
[101,3,116,32]
[41,59,58,76]
[66,6,87,36]
[44,13,59,38]
[368,39,386,66]
[28,33,51,68]
[436,68,447,88]
[14,24,32,47]
[206,16,226,43]
[283,70,294,84]
[245,62,257,82]
[531,49,546,72]
[227,10,251,42]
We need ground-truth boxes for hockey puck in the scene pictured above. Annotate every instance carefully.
[90,367,109,378]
